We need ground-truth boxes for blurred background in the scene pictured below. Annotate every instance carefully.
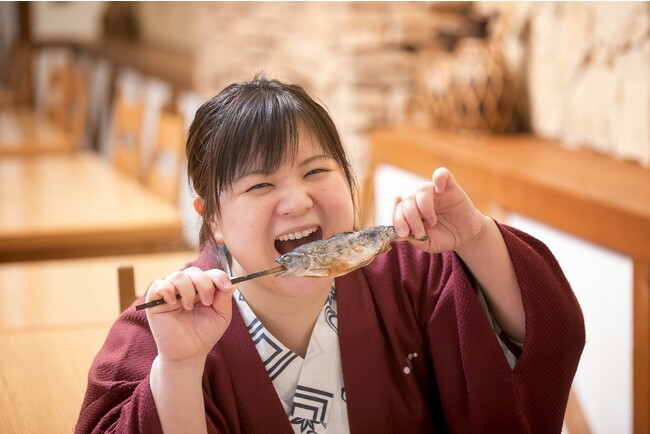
[0,2,648,433]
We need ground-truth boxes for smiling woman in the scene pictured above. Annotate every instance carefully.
[76,73,585,434]
[186,74,359,252]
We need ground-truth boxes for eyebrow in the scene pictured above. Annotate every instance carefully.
[298,154,331,167]
[234,154,333,183]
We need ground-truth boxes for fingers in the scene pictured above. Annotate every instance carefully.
[415,183,437,230]
[185,267,218,307]
[393,167,456,239]
[146,278,180,308]
[145,267,233,312]
[393,182,436,239]
[205,269,235,317]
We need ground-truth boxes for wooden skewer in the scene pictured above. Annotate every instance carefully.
[134,265,286,311]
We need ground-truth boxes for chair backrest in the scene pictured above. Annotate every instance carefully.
[117,265,136,312]
[45,61,89,149]
[0,42,32,109]
[145,109,186,204]
[111,92,144,180]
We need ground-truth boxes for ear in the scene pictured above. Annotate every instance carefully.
[193,197,225,243]
[192,197,204,216]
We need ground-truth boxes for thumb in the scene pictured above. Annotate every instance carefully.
[432,167,452,194]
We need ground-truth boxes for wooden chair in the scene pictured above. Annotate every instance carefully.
[145,109,187,204]
[0,42,32,110]
[111,92,144,180]
[117,265,137,312]
[116,251,198,313]
[44,60,90,150]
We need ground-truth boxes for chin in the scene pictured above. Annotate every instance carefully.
[274,276,333,297]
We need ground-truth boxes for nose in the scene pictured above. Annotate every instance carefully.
[276,181,313,216]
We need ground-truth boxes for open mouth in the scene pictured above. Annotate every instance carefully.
[274,226,322,255]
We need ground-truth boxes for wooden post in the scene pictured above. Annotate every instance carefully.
[633,260,650,434]
[118,265,136,312]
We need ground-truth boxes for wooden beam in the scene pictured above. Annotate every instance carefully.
[369,128,650,261]
[34,39,194,91]
[17,2,31,44]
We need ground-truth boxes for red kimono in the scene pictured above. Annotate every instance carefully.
[76,224,585,433]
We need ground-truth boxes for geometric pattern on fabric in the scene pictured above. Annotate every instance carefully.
[234,286,349,434]
[292,385,334,422]
[247,318,299,380]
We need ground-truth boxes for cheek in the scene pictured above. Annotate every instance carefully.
[229,197,277,242]
[320,183,355,222]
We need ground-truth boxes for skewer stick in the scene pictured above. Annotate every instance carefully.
[134,265,286,311]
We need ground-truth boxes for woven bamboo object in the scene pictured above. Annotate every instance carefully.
[422,37,518,134]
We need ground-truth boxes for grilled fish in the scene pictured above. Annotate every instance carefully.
[275,225,427,278]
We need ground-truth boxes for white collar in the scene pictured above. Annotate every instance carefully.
[234,287,350,434]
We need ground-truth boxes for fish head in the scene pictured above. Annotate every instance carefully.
[275,251,312,277]
[362,225,398,245]
[379,225,398,240]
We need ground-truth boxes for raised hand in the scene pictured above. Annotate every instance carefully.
[145,267,235,362]
[392,167,490,254]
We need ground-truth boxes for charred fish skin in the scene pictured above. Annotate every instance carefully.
[275,225,400,278]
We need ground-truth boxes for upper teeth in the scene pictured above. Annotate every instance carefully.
[276,226,317,242]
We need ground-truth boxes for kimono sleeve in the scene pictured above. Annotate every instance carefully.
[75,309,163,433]
[75,249,235,433]
[75,305,235,434]
[425,223,585,433]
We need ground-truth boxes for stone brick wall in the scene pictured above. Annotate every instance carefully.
[479,1,650,166]
[135,1,650,177]
[188,1,456,179]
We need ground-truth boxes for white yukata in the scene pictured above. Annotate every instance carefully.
[234,287,350,434]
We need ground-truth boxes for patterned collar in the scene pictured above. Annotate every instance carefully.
[234,286,350,434]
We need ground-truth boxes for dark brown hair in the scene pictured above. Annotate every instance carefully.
[186,73,358,248]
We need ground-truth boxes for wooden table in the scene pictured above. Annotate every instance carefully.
[0,325,111,434]
[0,251,197,331]
[0,109,74,157]
[368,127,650,434]
[0,251,197,433]
[0,152,186,262]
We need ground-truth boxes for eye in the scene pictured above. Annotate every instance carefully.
[246,182,272,192]
[305,168,329,177]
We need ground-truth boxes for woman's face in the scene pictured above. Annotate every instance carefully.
[213,128,355,298]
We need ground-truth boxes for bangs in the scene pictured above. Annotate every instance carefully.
[212,90,343,195]
[220,92,300,190]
